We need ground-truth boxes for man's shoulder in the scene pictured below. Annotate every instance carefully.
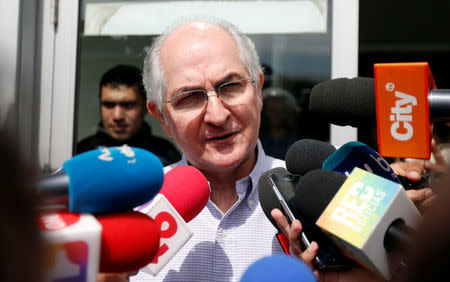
[76,134,101,154]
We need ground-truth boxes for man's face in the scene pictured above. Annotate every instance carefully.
[100,85,145,141]
[152,22,264,175]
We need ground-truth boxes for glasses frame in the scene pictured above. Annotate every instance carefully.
[165,78,256,110]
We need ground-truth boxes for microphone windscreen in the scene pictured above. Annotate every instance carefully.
[96,211,160,272]
[62,146,164,214]
[240,254,317,282]
[309,77,375,127]
[159,165,210,222]
[286,139,336,176]
[258,167,292,230]
[294,169,346,222]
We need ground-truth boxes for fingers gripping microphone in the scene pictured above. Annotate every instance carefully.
[258,167,352,270]
[296,168,422,279]
[37,145,164,214]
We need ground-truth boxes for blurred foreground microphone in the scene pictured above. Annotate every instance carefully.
[136,165,210,275]
[40,210,160,282]
[258,167,352,270]
[285,139,336,176]
[37,145,164,214]
[240,254,317,282]
[322,141,429,189]
[296,168,422,279]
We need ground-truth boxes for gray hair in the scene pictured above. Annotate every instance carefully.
[142,16,262,115]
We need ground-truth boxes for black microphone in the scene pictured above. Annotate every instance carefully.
[285,139,336,176]
[258,167,352,270]
[309,77,376,127]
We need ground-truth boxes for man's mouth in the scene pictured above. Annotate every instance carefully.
[207,132,236,141]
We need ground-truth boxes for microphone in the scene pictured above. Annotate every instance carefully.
[258,167,352,270]
[322,141,430,189]
[136,165,210,275]
[240,254,317,282]
[309,77,376,128]
[285,139,336,176]
[309,66,450,158]
[40,210,160,281]
[37,145,164,214]
[295,168,422,279]
[95,212,161,273]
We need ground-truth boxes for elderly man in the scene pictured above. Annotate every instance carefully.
[131,17,285,281]
[98,17,434,282]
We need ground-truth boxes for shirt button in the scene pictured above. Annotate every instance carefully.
[248,200,254,206]
[222,229,228,238]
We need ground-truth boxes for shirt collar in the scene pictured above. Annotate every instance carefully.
[165,139,271,210]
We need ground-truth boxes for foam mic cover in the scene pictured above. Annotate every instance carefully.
[294,169,345,222]
[158,165,210,222]
[240,254,317,282]
[96,211,160,272]
[309,77,375,127]
[286,139,336,176]
[39,146,164,214]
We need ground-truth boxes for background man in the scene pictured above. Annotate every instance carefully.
[76,64,180,166]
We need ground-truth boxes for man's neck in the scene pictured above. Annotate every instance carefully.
[200,147,258,214]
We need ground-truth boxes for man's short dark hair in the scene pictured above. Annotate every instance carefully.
[99,64,146,102]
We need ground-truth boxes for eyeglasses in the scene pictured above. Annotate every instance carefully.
[166,78,256,112]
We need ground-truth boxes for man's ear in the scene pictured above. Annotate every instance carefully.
[147,101,172,137]
[257,71,264,108]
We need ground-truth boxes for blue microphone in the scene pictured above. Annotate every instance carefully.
[240,254,317,282]
[38,145,164,213]
[322,141,429,189]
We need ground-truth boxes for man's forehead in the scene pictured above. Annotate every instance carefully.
[101,85,141,100]
[161,22,234,55]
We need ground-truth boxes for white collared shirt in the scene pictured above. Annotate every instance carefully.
[132,140,285,282]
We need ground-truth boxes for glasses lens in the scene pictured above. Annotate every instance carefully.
[219,79,249,101]
[172,91,205,111]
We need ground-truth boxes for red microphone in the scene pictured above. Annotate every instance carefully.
[159,165,210,222]
[40,210,160,281]
[96,211,160,272]
[136,165,210,275]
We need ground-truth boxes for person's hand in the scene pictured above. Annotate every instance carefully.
[318,265,384,282]
[271,209,318,273]
[405,138,449,174]
[271,209,384,282]
[98,271,138,282]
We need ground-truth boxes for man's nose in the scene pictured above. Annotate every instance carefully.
[113,105,125,120]
[204,92,230,126]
